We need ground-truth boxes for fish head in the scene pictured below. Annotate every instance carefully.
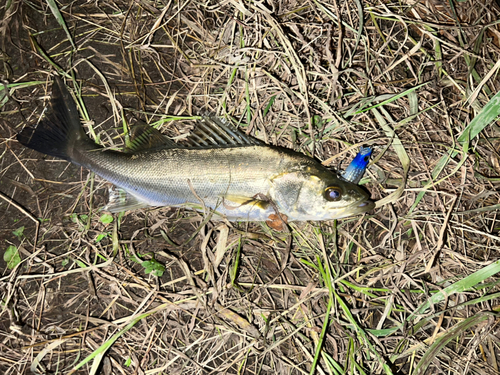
[269,166,375,221]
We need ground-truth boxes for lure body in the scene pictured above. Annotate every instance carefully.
[341,147,372,184]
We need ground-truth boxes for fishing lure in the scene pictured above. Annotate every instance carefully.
[341,147,372,184]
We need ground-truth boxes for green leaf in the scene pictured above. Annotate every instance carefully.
[263,95,276,117]
[70,213,88,225]
[130,253,142,264]
[99,213,113,224]
[95,233,108,242]
[141,259,165,277]
[312,115,324,128]
[12,226,25,240]
[4,245,21,269]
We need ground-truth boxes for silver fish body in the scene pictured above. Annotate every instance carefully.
[18,77,374,222]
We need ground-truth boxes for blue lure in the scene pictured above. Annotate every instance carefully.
[341,146,372,184]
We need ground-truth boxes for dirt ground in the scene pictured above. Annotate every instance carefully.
[1,0,500,374]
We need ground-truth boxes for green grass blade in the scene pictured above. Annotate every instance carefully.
[411,260,500,317]
[413,312,491,375]
[309,297,332,375]
[70,309,156,373]
[371,108,410,208]
[263,95,276,117]
[355,82,429,114]
[433,89,500,180]
[45,0,76,50]
[408,130,470,214]
[459,90,500,142]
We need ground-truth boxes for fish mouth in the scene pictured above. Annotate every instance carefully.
[347,198,376,215]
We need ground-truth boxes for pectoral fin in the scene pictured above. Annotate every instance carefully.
[222,194,270,210]
[105,187,150,212]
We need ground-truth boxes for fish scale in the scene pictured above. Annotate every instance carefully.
[77,144,304,219]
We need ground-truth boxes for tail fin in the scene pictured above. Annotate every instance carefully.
[17,76,88,162]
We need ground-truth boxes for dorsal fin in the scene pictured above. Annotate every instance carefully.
[125,123,181,152]
[184,116,263,147]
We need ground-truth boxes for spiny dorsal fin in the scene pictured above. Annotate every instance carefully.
[184,116,263,148]
[125,123,181,152]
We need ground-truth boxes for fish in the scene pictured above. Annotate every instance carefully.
[341,146,372,184]
[17,77,375,222]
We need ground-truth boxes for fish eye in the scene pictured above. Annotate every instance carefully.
[324,186,342,201]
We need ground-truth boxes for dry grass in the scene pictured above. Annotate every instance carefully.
[1,0,500,374]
